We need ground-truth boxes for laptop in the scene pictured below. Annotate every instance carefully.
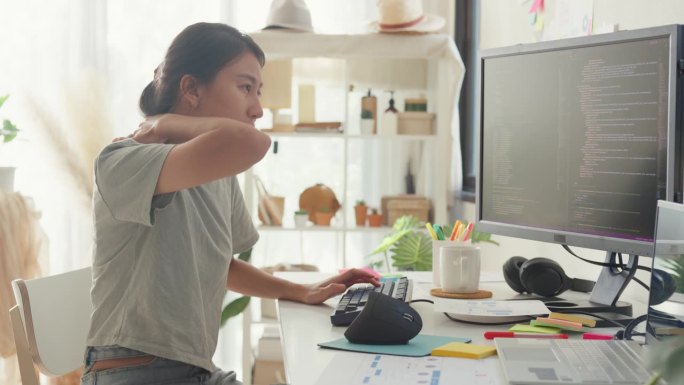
[496,200,684,384]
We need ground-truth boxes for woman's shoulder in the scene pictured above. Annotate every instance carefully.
[97,139,172,160]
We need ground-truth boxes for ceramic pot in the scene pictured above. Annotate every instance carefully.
[294,212,308,228]
[354,205,368,226]
[368,213,383,227]
[314,211,334,226]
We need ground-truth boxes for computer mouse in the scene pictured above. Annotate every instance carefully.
[344,291,422,345]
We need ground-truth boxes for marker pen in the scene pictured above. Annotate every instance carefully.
[484,331,569,340]
[582,332,614,340]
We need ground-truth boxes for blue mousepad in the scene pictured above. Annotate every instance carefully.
[318,334,471,357]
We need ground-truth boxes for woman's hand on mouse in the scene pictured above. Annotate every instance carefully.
[298,268,380,305]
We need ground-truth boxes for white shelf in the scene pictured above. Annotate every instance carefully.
[241,32,465,385]
[258,225,393,233]
[265,131,437,141]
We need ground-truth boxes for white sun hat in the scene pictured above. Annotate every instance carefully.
[264,0,314,32]
[372,0,445,34]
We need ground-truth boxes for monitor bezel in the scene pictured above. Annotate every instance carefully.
[476,24,683,258]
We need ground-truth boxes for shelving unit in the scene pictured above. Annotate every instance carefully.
[240,31,464,384]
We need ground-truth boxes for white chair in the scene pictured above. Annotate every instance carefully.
[9,267,92,385]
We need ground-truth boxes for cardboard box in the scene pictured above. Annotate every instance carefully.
[397,112,435,135]
[381,195,431,226]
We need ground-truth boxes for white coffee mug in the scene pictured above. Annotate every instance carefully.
[439,245,481,293]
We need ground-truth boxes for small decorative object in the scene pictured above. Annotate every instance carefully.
[405,160,415,194]
[360,109,374,135]
[360,89,377,133]
[294,210,308,228]
[354,200,368,226]
[254,175,284,226]
[404,97,428,111]
[299,183,340,222]
[372,0,446,34]
[397,111,435,135]
[380,90,398,136]
[314,207,334,226]
[368,208,383,227]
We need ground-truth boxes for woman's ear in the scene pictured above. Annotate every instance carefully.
[179,74,201,109]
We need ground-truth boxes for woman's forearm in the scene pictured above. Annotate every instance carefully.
[227,259,308,301]
[154,114,260,144]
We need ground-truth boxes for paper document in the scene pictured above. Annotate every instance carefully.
[434,299,549,318]
[315,352,502,385]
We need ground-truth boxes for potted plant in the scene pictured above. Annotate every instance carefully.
[354,200,368,226]
[314,207,334,226]
[366,216,498,272]
[294,209,308,228]
[367,208,383,227]
[0,94,20,191]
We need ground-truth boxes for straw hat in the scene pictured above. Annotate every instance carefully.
[264,0,314,32]
[372,0,445,34]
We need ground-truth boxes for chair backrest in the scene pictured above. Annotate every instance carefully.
[9,267,92,383]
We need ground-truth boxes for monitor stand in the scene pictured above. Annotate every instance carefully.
[542,252,638,327]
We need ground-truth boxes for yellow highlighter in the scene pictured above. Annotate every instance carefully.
[426,222,438,240]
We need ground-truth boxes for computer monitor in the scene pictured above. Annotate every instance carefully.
[476,25,683,316]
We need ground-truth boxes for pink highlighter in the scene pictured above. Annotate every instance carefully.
[583,332,615,340]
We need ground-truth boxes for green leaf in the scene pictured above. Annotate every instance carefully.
[0,95,8,109]
[390,231,433,271]
[367,215,424,258]
[220,296,251,326]
[2,119,18,143]
[392,215,422,231]
[368,228,411,257]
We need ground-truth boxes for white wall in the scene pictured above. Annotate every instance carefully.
[468,0,681,303]
[481,0,684,49]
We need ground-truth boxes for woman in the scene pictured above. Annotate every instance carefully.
[81,22,378,385]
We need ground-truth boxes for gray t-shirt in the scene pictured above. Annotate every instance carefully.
[86,139,258,371]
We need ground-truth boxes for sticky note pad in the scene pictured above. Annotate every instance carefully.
[510,324,561,334]
[532,317,584,331]
[549,312,597,327]
[432,342,497,359]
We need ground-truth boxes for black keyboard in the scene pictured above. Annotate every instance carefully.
[330,276,412,326]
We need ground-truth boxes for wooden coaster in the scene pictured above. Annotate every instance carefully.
[430,288,493,299]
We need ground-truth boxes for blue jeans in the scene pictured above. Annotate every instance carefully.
[80,345,242,385]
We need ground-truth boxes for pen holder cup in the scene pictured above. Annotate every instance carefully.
[439,244,480,294]
[432,240,460,287]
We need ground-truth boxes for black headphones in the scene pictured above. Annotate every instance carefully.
[503,256,677,303]
[649,268,677,306]
[503,256,595,297]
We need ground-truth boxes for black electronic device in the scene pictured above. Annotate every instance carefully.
[344,291,422,345]
[330,276,412,326]
[477,25,684,320]
[503,256,596,297]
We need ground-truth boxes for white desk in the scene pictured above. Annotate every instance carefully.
[273,271,647,385]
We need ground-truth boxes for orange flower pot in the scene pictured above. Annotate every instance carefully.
[314,211,334,226]
[368,213,383,227]
[354,205,368,226]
